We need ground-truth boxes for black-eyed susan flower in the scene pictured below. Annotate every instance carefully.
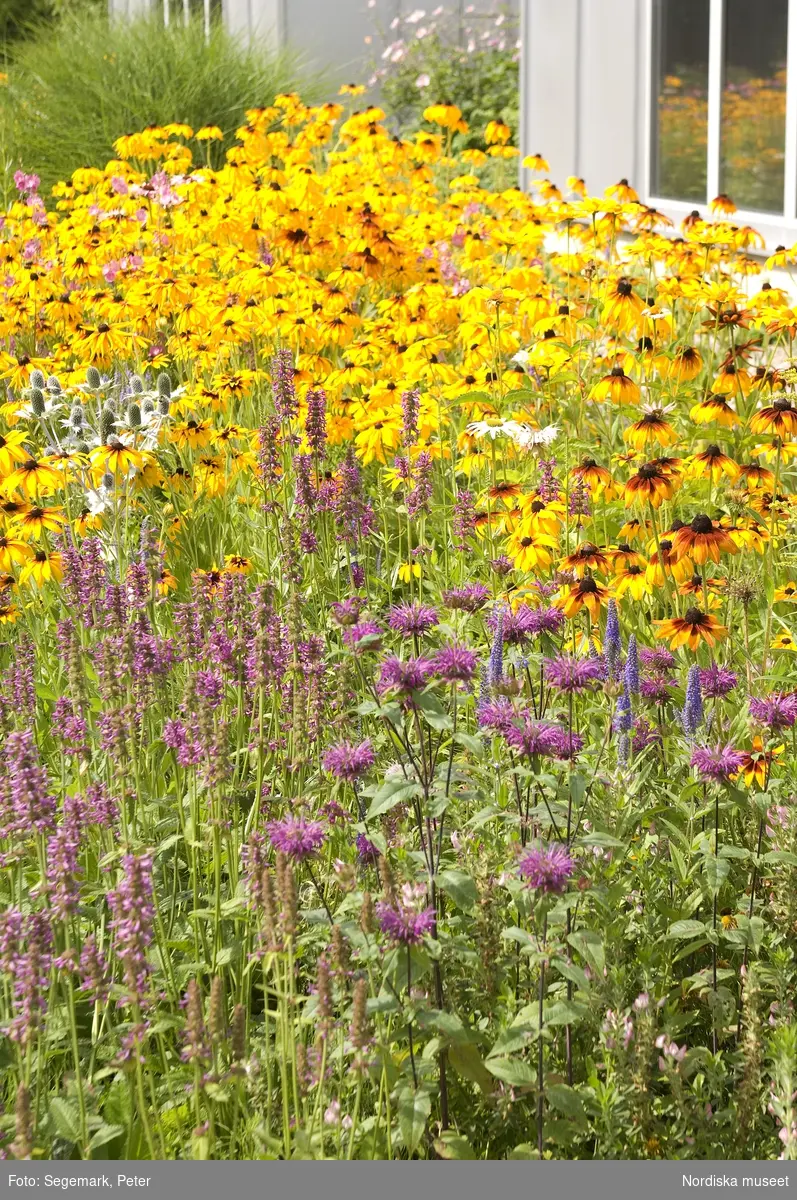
[602,277,645,331]
[90,440,143,479]
[771,631,797,651]
[690,444,740,483]
[11,505,67,539]
[738,736,781,788]
[561,542,610,577]
[690,395,740,428]
[613,563,650,600]
[0,533,32,571]
[774,582,797,603]
[3,455,63,498]
[672,514,738,564]
[555,577,610,621]
[224,554,253,575]
[654,607,728,651]
[173,419,213,451]
[624,460,680,508]
[750,396,797,437]
[588,365,640,405]
[0,429,29,474]
[19,548,63,586]
[666,345,702,382]
[624,407,679,449]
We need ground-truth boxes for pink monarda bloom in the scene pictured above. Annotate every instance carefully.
[388,601,439,637]
[322,739,375,781]
[266,815,326,862]
[518,843,574,893]
[543,653,604,692]
[749,691,797,730]
[690,745,745,782]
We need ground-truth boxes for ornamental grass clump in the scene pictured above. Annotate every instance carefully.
[0,89,796,1161]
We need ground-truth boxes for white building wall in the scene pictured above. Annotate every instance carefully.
[520,0,649,196]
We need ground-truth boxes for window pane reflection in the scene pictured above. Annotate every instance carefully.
[652,0,709,202]
[721,0,787,213]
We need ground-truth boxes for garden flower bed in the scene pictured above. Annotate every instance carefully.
[0,93,796,1161]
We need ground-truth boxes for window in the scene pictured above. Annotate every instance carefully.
[721,0,788,213]
[650,0,797,231]
[651,0,710,203]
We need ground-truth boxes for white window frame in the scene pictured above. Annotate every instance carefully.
[644,0,797,249]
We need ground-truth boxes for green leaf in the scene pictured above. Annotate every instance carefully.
[89,1123,125,1155]
[49,1097,82,1145]
[568,773,587,809]
[454,732,484,757]
[547,1083,588,1128]
[544,1000,589,1027]
[508,1144,537,1159]
[448,1043,493,1093]
[433,1132,476,1160]
[414,689,453,731]
[367,777,419,820]
[397,1085,431,1155]
[567,929,605,976]
[667,919,707,939]
[437,869,478,911]
[417,1009,481,1044]
[485,1057,536,1087]
[704,856,730,891]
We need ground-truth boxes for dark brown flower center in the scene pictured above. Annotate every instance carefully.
[684,607,705,625]
[691,514,713,534]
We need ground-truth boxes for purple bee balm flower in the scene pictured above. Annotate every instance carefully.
[518,843,574,893]
[699,663,738,698]
[442,583,489,612]
[640,675,678,705]
[267,815,326,862]
[749,691,797,730]
[376,901,436,945]
[691,745,745,781]
[639,646,676,672]
[546,727,584,760]
[504,717,560,759]
[378,655,434,696]
[477,697,517,735]
[544,654,604,693]
[356,833,380,863]
[434,644,479,683]
[487,603,549,645]
[343,621,383,651]
[323,739,375,781]
[331,596,365,626]
[632,716,661,754]
[388,601,439,637]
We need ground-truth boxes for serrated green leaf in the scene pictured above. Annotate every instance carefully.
[49,1098,82,1145]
